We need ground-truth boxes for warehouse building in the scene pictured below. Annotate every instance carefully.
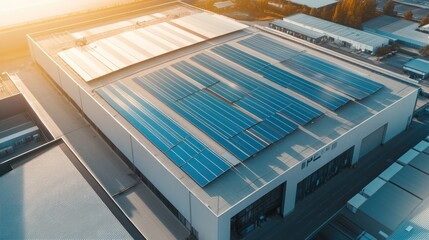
[0,138,143,239]
[403,58,429,80]
[0,73,49,162]
[286,0,338,9]
[272,13,390,54]
[27,2,419,239]
[363,15,429,49]
[269,20,327,44]
[344,136,429,239]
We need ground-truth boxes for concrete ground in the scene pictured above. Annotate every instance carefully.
[0,53,190,240]
[242,115,429,240]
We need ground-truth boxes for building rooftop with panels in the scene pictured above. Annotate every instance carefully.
[344,136,429,239]
[277,14,390,54]
[0,138,142,239]
[363,15,429,49]
[27,2,420,239]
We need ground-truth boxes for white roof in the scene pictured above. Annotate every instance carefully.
[288,0,338,8]
[379,162,403,181]
[414,140,429,152]
[348,193,367,211]
[398,149,420,165]
[59,12,247,82]
[361,177,386,198]
[213,1,234,9]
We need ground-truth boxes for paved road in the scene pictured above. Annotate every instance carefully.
[244,116,429,240]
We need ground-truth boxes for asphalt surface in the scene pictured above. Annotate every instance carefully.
[244,116,429,240]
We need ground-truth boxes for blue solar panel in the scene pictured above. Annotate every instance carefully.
[238,34,301,61]
[135,72,266,161]
[172,61,219,87]
[212,44,270,72]
[283,54,383,99]
[96,82,232,187]
[208,81,248,103]
[191,53,322,124]
[260,65,350,110]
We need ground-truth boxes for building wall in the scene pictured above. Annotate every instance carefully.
[28,35,418,240]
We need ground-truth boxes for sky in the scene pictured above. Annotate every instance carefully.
[0,0,136,27]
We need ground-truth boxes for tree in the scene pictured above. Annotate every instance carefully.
[320,6,332,20]
[332,4,345,24]
[383,0,396,16]
[404,10,413,20]
[309,8,320,17]
[419,45,429,57]
[420,15,429,26]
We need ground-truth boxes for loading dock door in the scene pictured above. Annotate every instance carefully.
[359,124,387,158]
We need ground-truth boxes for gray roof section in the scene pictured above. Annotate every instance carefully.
[410,152,429,175]
[404,58,429,75]
[271,20,325,39]
[359,182,421,231]
[390,165,429,200]
[0,141,133,239]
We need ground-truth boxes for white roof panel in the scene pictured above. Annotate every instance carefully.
[414,140,429,152]
[398,149,420,165]
[361,177,386,198]
[348,193,367,212]
[379,162,403,181]
[58,12,247,82]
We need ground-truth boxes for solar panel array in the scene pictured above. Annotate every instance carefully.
[96,33,384,187]
[237,34,383,101]
[135,68,300,161]
[190,53,322,124]
[96,82,231,187]
[210,45,349,110]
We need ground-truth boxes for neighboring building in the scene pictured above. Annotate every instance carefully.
[363,15,429,49]
[269,20,327,44]
[345,137,429,239]
[27,2,420,239]
[0,138,143,239]
[403,58,429,79]
[0,73,50,162]
[274,13,390,54]
[286,0,339,9]
[213,1,235,10]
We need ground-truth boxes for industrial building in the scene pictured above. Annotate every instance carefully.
[344,136,429,239]
[286,0,338,9]
[272,14,390,54]
[0,138,143,239]
[403,58,429,80]
[363,15,429,49]
[27,2,419,239]
[0,73,49,162]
